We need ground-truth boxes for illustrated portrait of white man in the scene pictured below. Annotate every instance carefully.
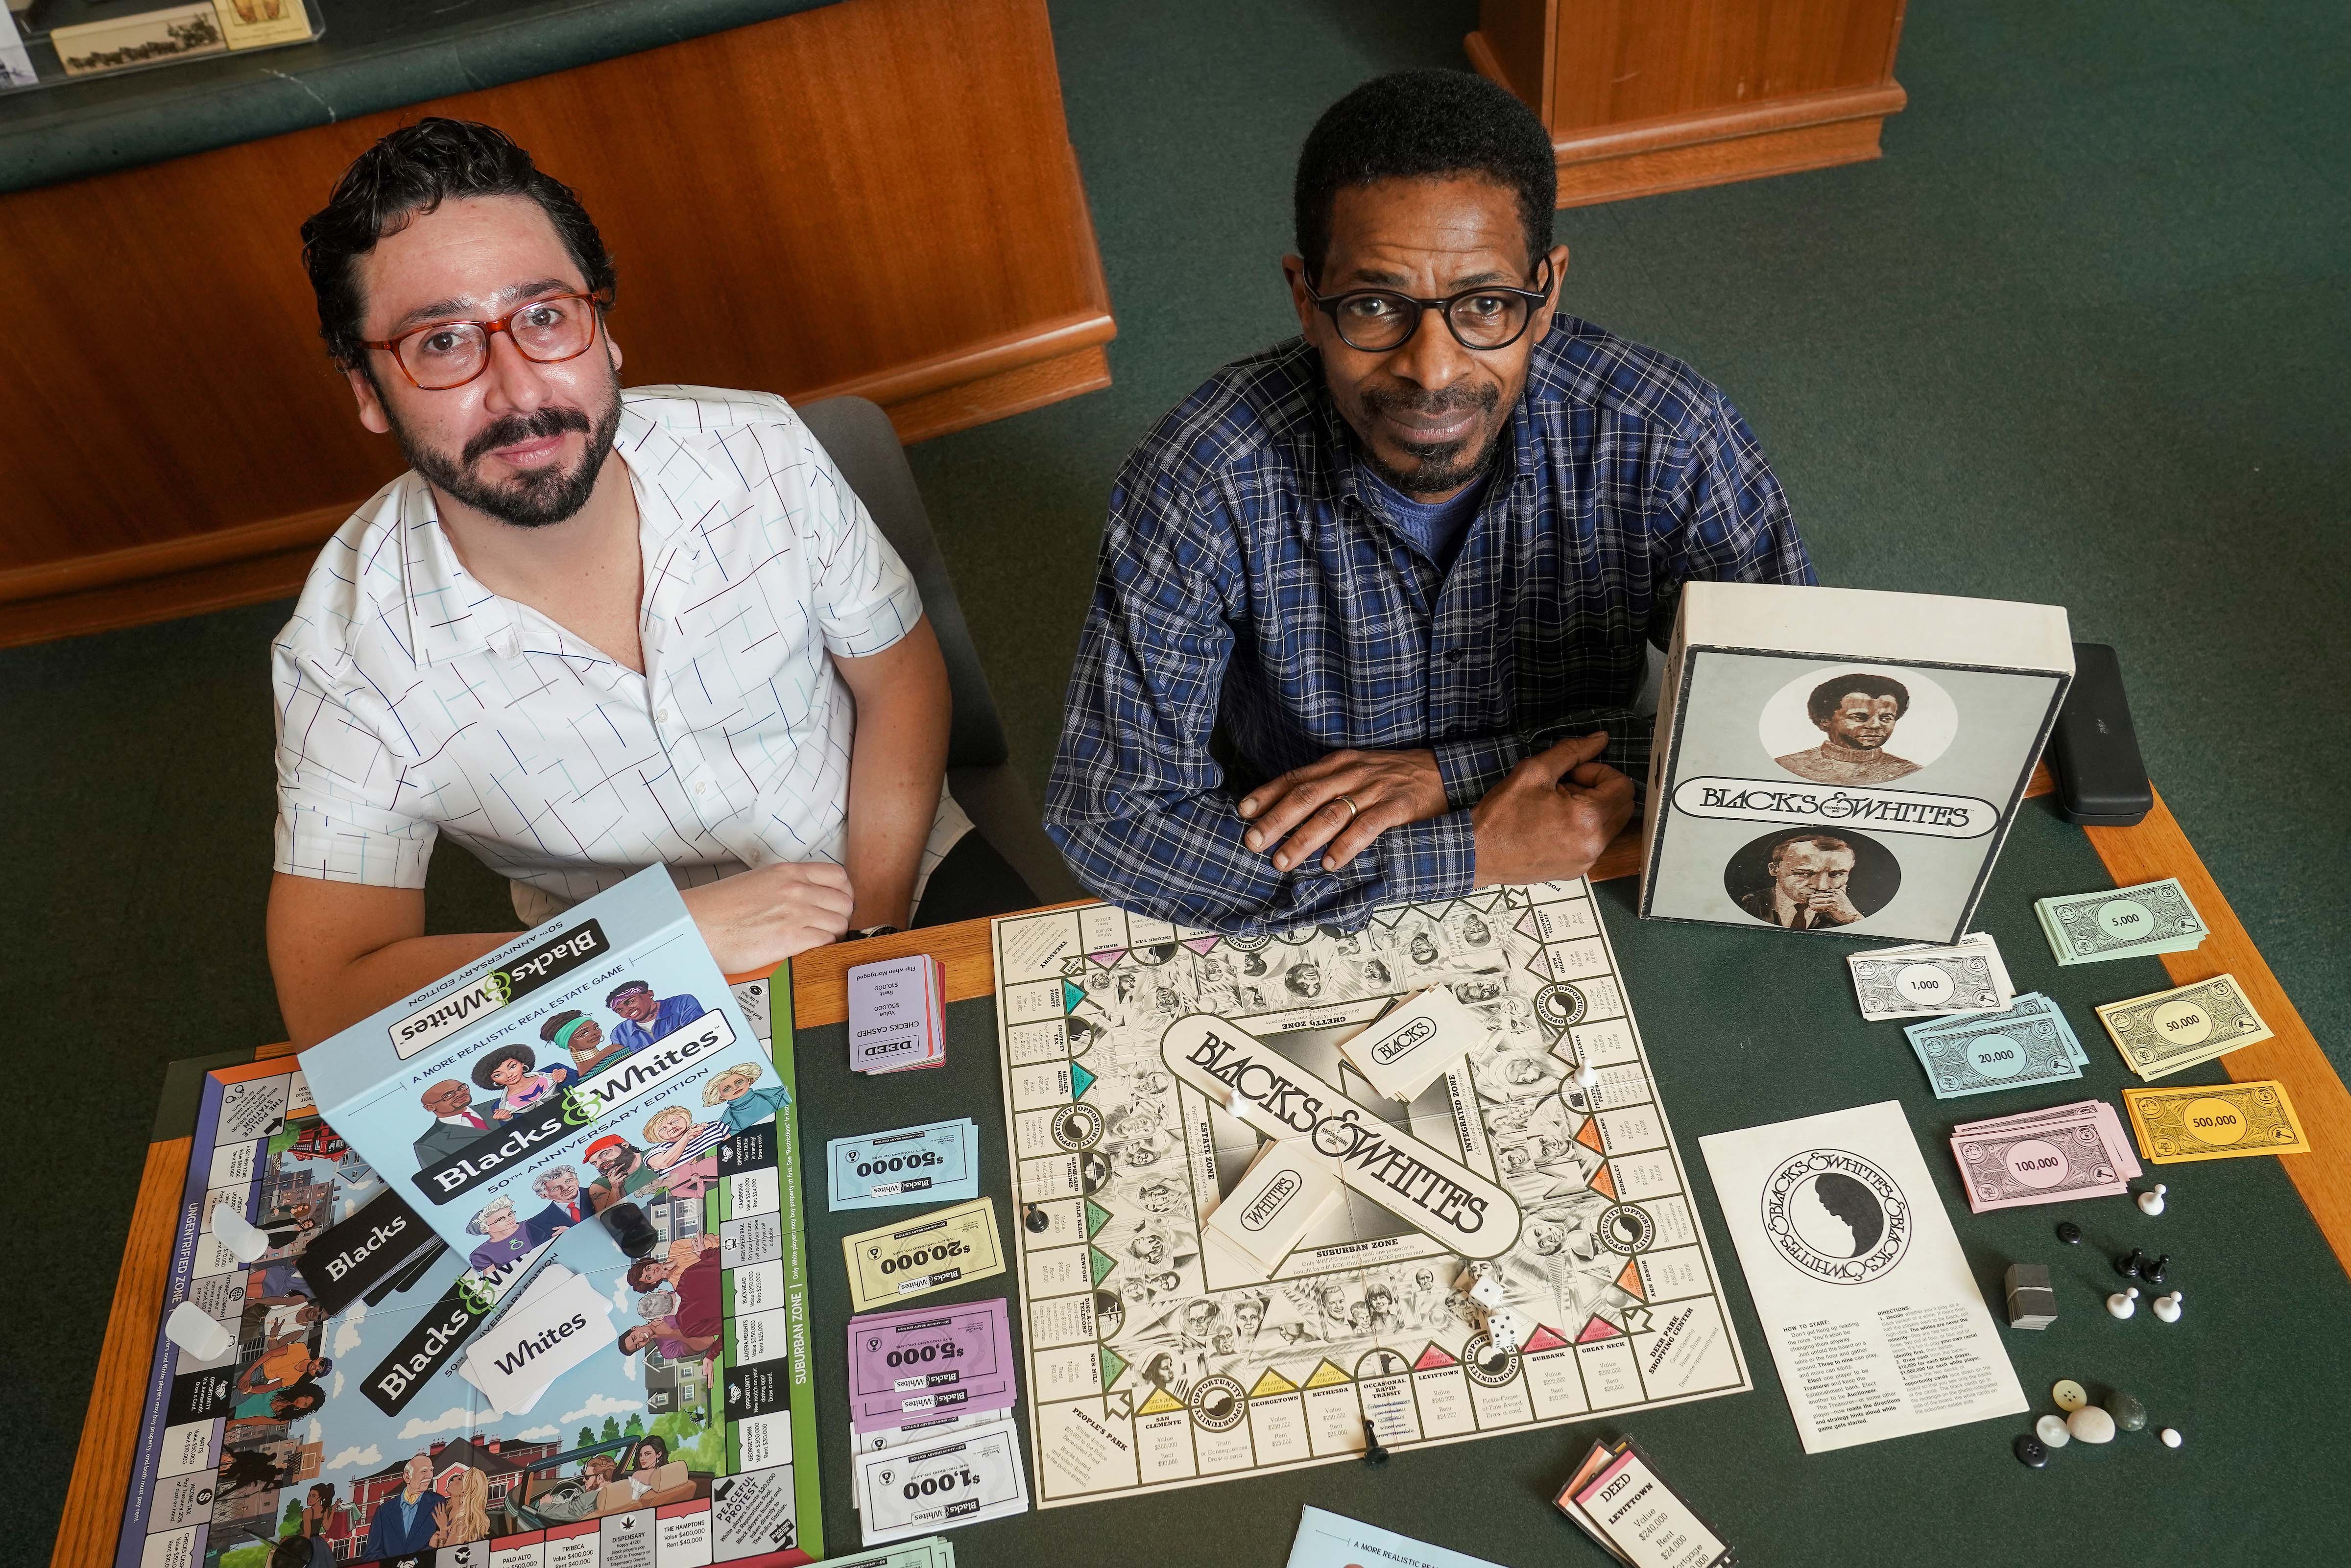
[1724,828,1901,931]
[1757,666,1958,786]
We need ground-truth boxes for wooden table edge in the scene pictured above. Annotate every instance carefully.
[57,765,2347,1568]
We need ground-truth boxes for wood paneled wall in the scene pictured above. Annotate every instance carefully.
[1468,0,1908,208]
[0,0,1112,647]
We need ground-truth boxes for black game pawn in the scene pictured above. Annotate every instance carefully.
[2113,1247,2146,1279]
[1362,1419,1389,1467]
[2142,1253,2169,1285]
[600,1201,658,1259]
[1024,1206,1052,1234]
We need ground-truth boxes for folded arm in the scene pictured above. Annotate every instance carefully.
[1044,474,1475,935]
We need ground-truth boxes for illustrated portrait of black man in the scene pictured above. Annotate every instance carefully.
[1774,673,1922,785]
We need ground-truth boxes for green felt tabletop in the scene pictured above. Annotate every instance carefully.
[785,801,2351,1565]
[0,0,840,194]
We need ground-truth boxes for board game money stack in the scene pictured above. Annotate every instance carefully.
[1640,582,2074,943]
[299,864,790,1255]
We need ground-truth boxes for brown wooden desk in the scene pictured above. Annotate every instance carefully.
[51,766,2349,1568]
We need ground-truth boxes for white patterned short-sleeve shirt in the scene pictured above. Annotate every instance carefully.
[272,385,971,924]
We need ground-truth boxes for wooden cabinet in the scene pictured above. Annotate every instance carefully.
[0,0,1112,648]
[1466,0,1908,208]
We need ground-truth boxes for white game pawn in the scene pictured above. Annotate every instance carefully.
[165,1301,234,1360]
[2106,1285,2140,1319]
[209,1199,269,1264]
[1572,1058,1599,1091]
[2137,1183,2168,1216]
[2152,1289,2183,1323]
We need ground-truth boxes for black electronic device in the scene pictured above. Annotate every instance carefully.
[2046,641,2152,826]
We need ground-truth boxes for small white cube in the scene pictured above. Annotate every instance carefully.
[1468,1276,1508,1311]
[1484,1307,1528,1353]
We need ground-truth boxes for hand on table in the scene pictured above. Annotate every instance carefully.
[1237,748,1451,873]
[1469,732,1634,888]
[681,860,855,973]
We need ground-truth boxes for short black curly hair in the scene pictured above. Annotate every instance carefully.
[300,117,616,371]
[1806,673,1911,726]
[1293,69,1556,282]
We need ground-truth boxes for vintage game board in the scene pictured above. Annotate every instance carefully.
[990,880,1751,1507]
[114,974,821,1568]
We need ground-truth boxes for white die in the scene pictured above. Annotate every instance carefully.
[1484,1308,1528,1353]
[1468,1276,1508,1311]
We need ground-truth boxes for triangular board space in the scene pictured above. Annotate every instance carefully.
[1302,1359,1353,1389]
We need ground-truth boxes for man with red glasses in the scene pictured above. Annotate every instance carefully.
[1046,70,1817,933]
[267,119,1029,1047]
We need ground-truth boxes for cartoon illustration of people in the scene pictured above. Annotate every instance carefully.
[542,1009,625,1075]
[365,1454,440,1560]
[627,1233,721,1344]
[529,1164,592,1226]
[411,1079,496,1167]
[1140,1350,1185,1400]
[583,1136,654,1212]
[641,1105,727,1171]
[472,1044,574,1121]
[257,1200,320,1253]
[235,1327,330,1402]
[1230,1293,1272,1354]
[620,1315,719,1366]
[292,1482,351,1567]
[606,980,707,1053]
[700,1062,790,1134]
[429,1464,489,1548]
[465,1195,564,1271]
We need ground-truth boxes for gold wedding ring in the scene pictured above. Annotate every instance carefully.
[1336,795,1362,821]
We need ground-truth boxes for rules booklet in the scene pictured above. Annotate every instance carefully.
[298,864,785,1257]
[1639,582,2073,944]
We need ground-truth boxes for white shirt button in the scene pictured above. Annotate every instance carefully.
[695,781,709,795]
[656,707,671,723]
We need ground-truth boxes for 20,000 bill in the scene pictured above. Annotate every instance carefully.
[843,1198,1006,1312]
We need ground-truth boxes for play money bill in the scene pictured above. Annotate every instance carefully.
[2096,973,2272,1080]
[2038,878,2207,964]
[1905,996,2083,1099]
[1951,1122,2126,1211]
[2123,1079,2310,1163]
[848,1298,1014,1425]
[843,1199,1006,1312]
[854,1419,1030,1543]
[831,1118,979,1211]
[1849,947,2005,1019]
[813,1536,959,1568]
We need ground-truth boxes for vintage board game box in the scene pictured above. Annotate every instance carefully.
[1639,583,2073,943]
[299,864,787,1254]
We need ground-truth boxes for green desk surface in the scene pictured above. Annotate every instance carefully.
[786,800,2351,1565]
[0,0,840,194]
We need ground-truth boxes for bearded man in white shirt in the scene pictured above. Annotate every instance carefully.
[267,119,1028,1046]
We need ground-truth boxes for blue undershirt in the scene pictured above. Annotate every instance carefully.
[1362,466,1493,572]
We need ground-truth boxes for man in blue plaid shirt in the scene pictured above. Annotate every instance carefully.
[1046,70,1815,934]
